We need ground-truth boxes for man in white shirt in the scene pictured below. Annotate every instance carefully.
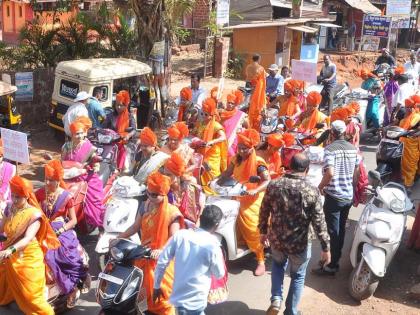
[176,74,206,110]
[153,205,225,315]
[392,74,414,120]
[404,52,420,91]
[62,91,89,136]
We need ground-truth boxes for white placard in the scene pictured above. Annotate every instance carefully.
[291,59,317,84]
[386,0,411,18]
[1,128,30,164]
[216,0,230,27]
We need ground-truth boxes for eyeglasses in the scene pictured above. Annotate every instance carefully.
[147,190,161,199]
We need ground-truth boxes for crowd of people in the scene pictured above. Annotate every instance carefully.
[0,50,419,315]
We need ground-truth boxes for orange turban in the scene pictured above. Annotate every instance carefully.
[282,133,295,147]
[411,94,420,105]
[116,90,130,106]
[306,91,322,107]
[10,175,40,208]
[210,87,218,100]
[180,87,193,101]
[284,80,294,93]
[202,97,217,115]
[347,101,360,113]
[233,90,244,106]
[45,159,67,188]
[147,172,171,195]
[405,97,416,108]
[331,107,350,122]
[74,116,92,130]
[139,127,157,146]
[267,133,284,148]
[226,93,237,104]
[164,152,186,177]
[69,121,86,135]
[394,66,405,75]
[237,129,260,148]
[295,80,304,91]
[167,122,189,140]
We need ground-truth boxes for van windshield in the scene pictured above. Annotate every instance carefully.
[113,75,150,105]
[59,79,79,99]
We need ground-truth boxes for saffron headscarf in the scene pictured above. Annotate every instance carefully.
[69,121,86,135]
[405,97,416,108]
[147,172,171,196]
[115,90,131,138]
[306,91,322,107]
[282,133,295,147]
[394,66,405,75]
[233,90,245,106]
[226,93,237,104]
[140,127,157,146]
[347,101,360,114]
[267,133,284,148]
[331,107,351,122]
[45,159,67,189]
[210,87,219,101]
[10,175,41,209]
[164,152,186,177]
[74,116,92,131]
[237,129,260,148]
[167,122,189,140]
[180,87,193,102]
[202,97,218,116]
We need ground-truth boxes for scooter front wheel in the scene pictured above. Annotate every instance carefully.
[348,259,379,301]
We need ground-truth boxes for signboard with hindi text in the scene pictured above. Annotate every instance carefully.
[216,0,230,27]
[386,0,411,18]
[362,15,392,37]
[15,72,33,101]
[291,59,317,84]
[0,128,30,164]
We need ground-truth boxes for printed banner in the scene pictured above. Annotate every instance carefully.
[362,15,392,37]
[291,59,317,84]
[15,72,33,101]
[0,128,30,164]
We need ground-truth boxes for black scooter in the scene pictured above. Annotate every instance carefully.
[96,239,151,315]
[376,125,420,183]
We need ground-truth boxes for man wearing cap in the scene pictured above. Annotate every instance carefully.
[313,120,360,276]
[266,64,284,102]
[62,91,89,137]
[375,48,396,68]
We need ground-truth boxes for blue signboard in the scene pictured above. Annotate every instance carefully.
[363,15,392,37]
[15,72,33,101]
[300,44,319,63]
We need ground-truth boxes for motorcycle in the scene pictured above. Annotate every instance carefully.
[375,126,420,183]
[373,63,392,84]
[309,81,350,114]
[237,86,252,113]
[95,176,144,270]
[206,176,260,261]
[348,170,414,301]
[97,239,151,315]
[260,108,280,141]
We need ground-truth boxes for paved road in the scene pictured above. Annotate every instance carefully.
[2,139,420,315]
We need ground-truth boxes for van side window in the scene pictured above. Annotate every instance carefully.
[59,80,79,99]
[93,86,108,101]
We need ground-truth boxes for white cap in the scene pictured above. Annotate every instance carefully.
[74,91,90,102]
[331,120,346,135]
[268,64,279,71]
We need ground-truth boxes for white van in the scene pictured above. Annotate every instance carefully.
[49,58,153,133]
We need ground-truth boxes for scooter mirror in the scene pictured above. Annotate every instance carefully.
[368,170,382,187]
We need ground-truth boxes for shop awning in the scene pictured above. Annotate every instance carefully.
[313,23,342,28]
[343,0,381,15]
[287,25,318,33]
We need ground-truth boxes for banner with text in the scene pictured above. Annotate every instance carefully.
[291,60,317,84]
[363,15,392,37]
[0,128,30,164]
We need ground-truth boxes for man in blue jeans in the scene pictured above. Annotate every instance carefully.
[314,120,360,276]
[259,153,331,315]
[153,205,225,315]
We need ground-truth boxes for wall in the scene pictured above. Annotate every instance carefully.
[2,68,55,127]
[15,3,25,32]
[191,0,210,44]
[233,27,278,77]
[3,1,13,33]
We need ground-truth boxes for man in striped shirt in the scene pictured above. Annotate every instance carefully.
[313,120,360,276]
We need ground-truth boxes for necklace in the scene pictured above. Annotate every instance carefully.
[45,188,60,218]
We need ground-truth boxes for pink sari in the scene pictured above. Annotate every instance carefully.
[222,110,246,158]
[62,140,105,227]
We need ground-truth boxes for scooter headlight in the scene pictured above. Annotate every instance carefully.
[110,247,124,261]
[120,276,140,301]
[390,198,405,213]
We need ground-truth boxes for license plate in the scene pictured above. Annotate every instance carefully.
[98,272,123,285]
[57,113,63,119]
[97,147,104,155]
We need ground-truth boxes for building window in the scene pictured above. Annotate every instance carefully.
[6,6,10,17]
[19,6,23,17]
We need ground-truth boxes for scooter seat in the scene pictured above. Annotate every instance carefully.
[216,177,238,187]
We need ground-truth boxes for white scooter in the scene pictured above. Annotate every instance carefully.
[95,176,144,269]
[206,177,259,261]
[348,170,414,301]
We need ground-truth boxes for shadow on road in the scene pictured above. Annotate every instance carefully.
[206,301,265,315]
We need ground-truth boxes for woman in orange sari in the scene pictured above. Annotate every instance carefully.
[257,133,285,179]
[161,121,195,174]
[0,176,60,315]
[278,80,302,122]
[192,98,227,194]
[118,172,183,315]
[221,129,271,276]
[177,87,193,122]
[297,91,328,143]
[102,90,137,170]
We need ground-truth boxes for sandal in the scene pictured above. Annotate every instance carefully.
[66,288,80,308]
